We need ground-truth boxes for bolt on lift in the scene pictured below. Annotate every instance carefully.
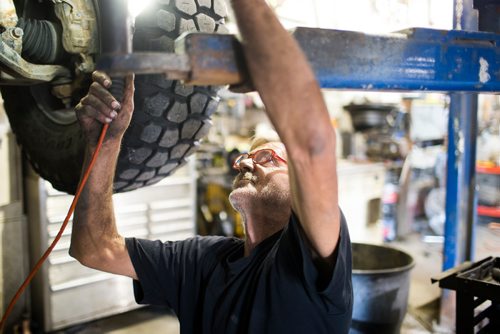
[97,0,499,329]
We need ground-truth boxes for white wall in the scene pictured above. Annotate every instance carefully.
[224,0,454,119]
[270,0,453,32]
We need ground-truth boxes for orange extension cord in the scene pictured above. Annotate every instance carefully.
[0,123,110,332]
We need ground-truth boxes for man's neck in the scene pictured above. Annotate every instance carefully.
[242,211,288,256]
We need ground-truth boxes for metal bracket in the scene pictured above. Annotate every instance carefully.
[96,52,191,80]
[96,33,249,86]
[431,260,474,289]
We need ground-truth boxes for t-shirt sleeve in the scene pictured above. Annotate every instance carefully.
[125,236,226,313]
[278,210,353,315]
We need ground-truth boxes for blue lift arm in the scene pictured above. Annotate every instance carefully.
[294,27,500,92]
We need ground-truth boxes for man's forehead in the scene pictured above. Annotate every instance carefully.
[252,142,286,154]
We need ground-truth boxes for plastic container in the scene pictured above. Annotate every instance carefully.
[351,243,415,334]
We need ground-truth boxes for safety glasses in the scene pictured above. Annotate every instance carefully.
[232,149,287,170]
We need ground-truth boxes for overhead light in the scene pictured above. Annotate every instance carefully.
[128,0,154,18]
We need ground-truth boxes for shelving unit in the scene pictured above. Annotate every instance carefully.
[25,160,197,332]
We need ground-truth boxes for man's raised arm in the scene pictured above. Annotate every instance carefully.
[231,0,340,264]
[70,72,138,279]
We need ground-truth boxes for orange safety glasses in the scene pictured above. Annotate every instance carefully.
[232,149,287,170]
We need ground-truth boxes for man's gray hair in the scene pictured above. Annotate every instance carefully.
[249,129,281,151]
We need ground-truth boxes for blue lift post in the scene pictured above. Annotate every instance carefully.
[444,0,480,271]
[444,0,499,271]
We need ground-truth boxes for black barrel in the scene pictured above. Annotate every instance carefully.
[351,243,415,334]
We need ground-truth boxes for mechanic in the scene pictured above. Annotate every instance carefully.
[70,0,352,332]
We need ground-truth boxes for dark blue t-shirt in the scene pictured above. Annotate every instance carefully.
[125,212,352,333]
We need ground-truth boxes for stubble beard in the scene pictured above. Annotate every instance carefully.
[229,172,291,219]
[229,172,259,213]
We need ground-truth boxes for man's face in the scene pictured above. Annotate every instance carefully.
[229,142,291,214]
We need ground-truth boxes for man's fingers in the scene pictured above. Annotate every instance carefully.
[80,94,118,121]
[89,82,121,110]
[92,71,112,88]
[78,104,113,124]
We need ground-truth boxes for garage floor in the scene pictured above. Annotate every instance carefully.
[52,224,499,334]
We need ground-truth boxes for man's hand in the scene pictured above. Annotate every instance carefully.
[75,71,135,148]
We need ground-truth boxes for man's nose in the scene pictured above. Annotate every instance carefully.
[238,157,254,172]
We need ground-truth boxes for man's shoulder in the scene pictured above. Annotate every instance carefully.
[189,235,242,245]
[183,235,243,252]
[183,235,244,271]
[126,235,242,255]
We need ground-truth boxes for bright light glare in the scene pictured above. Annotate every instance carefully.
[128,0,154,18]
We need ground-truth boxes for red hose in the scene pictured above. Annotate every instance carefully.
[0,123,110,332]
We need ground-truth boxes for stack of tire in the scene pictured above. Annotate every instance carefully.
[476,164,500,226]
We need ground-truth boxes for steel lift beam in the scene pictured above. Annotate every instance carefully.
[98,27,500,92]
[97,0,500,271]
[443,0,499,271]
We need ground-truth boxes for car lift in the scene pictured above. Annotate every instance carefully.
[97,0,499,322]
